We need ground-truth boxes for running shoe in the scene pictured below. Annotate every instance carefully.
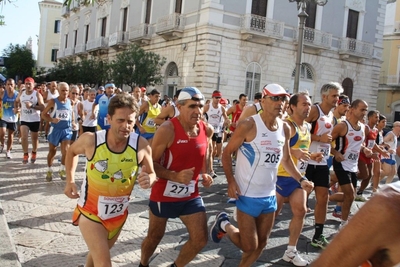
[31,152,37,163]
[22,154,29,164]
[339,221,348,230]
[355,195,367,202]
[210,212,229,243]
[59,170,66,180]
[332,210,342,219]
[209,171,218,178]
[46,171,53,182]
[282,250,309,266]
[6,151,12,159]
[311,235,329,249]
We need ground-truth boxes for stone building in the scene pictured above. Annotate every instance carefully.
[57,0,385,104]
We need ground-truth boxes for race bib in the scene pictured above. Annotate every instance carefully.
[367,140,375,149]
[213,125,221,133]
[56,109,70,120]
[345,150,359,162]
[297,160,308,175]
[163,180,195,198]
[24,109,33,114]
[262,151,281,168]
[104,117,109,126]
[317,144,330,157]
[146,119,155,128]
[97,195,129,220]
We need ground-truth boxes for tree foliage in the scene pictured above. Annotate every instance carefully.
[45,44,166,88]
[46,57,111,86]
[111,44,166,88]
[2,44,35,80]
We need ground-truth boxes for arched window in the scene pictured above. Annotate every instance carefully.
[166,62,178,77]
[245,62,262,100]
[342,78,353,102]
[291,63,314,81]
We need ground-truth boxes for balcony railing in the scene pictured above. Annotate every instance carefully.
[61,5,70,18]
[156,13,184,33]
[294,27,332,49]
[70,0,80,11]
[382,75,400,85]
[129,23,153,41]
[338,38,373,58]
[240,14,284,40]
[109,31,129,47]
[75,43,86,54]
[57,50,65,59]
[86,37,109,51]
[64,47,75,56]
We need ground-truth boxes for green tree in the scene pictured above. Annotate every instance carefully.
[77,58,111,86]
[2,44,35,80]
[111,44,166,88]
[46,58,78,83]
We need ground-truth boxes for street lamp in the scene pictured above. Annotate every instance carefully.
[290,0,328,93]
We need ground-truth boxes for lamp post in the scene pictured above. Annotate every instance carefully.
[290,0,328,93]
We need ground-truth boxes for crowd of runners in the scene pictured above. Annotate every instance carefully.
[1,77,399,267]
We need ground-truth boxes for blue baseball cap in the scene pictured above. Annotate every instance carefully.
[178,87,205,105]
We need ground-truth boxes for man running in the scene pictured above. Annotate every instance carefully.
[41,82,72,181]
[305,82,341,249]
[136,89,161,145]
[380,121,400,184]
[15,77,45,164]
[91,83,115,130]
[64,93,156,267]
[140,87,214,267]
[0,78,19,158]
[79,88,97,133]
[210,84,313,267]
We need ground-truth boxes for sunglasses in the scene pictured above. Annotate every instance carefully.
[214,97,221,99]
[265,95,289,102]
[71,92,79,95]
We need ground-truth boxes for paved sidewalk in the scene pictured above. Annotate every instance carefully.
[0,139,364,267]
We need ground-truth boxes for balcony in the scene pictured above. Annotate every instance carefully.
[240,14,284,44]
[70,0,80,12]
[338,38,373,61]
[394,21,400,34]
[129,24,153,45]
[382,75,400,86]
[156,13,185,41]
[109,31,129,49]
[57,50,65,59]
[86,37,109,53]
[75,43,87,54]
[64,47,75,57]
[293,27,332,53]
[61,5,70,18]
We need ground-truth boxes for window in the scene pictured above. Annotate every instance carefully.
[145,0,151,24]
[122,7,128,32]
[74,30,78,47]
[245,63,261,100]
[65,34,68,48]
[51,49,58,62]
[175,0,182,14]
[305,2,317,28]
[346,9,359,39]
[101,17,107,37]
[166,62,178,77]
[342,78,353,102]
[84,25,89,44]
[291,63,314,81]
[54,20,61,33]
[251,0,267,17]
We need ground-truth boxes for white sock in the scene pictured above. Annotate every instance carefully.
[220,220,229,232]
[60,164,65,171]
[48,167,53,172]
[287,245,296,252]
[341,219,347,224]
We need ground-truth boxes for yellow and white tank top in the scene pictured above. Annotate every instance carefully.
[278,117,311,176]
[141,101,161,133]
[77,130,139,220]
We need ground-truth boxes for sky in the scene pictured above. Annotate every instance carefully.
[0,0,53,59]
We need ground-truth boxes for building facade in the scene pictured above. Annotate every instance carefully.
[57,0,385,104]
[37,0,63,70]
[379,0,400,124]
